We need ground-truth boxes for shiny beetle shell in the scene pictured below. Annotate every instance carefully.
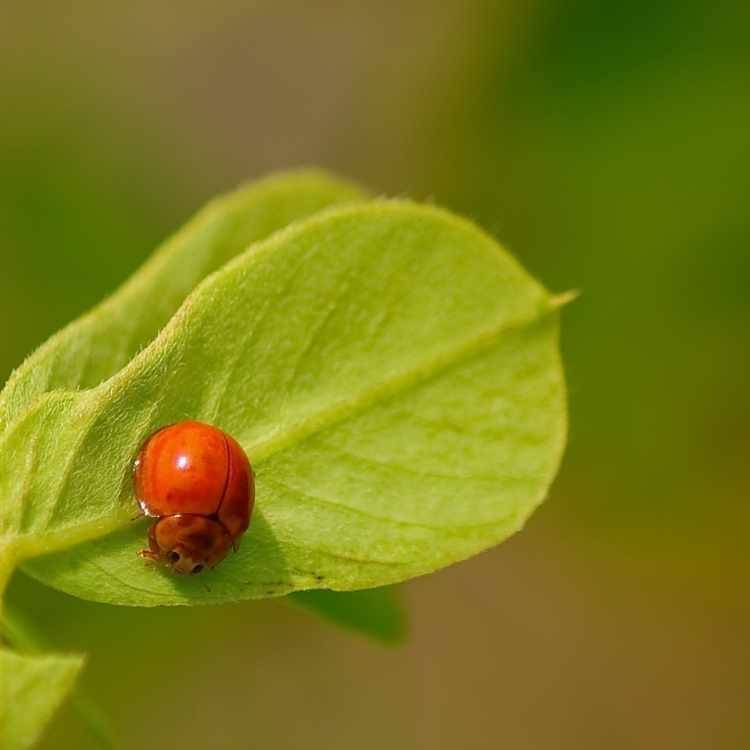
[133,420,254,574]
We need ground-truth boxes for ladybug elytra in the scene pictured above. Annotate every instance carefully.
[133,420,254,574]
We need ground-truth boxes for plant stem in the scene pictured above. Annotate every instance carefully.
[0,540,17,615]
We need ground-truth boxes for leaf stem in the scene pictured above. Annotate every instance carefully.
[0,540,17,613]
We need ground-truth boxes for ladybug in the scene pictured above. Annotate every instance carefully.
[133,420,254,574]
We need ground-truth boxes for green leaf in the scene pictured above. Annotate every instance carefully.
[291,587,407,644]
[0,647,83,750]
[0,197,567,606]
[2,601,112,748]
[0,169,366,436]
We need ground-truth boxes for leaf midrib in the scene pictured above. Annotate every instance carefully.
[247,303,553,461]
[6,297,560,568]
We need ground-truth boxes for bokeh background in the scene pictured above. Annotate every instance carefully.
[1,1,748,747]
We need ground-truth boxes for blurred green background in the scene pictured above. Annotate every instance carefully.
[1,1,747,747]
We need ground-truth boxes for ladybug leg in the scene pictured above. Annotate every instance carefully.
[138,523,161,562]
[130,501,147,522]
[138,548,159,562]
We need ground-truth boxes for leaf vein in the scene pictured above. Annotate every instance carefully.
[317,440,535,484]
[249,303,554,464]
[264,475,514,533]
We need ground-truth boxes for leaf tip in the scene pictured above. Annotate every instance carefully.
[550,289,580,309]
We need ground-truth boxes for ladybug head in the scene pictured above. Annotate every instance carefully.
[148,514,233,575]
[165,547,207,576]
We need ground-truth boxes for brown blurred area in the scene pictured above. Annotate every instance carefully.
[1,1,748,748]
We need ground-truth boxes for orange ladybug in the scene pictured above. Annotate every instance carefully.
[133,420,254,574]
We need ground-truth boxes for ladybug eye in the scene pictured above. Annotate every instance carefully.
[191,564,204,575]
[168,551,180,563]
